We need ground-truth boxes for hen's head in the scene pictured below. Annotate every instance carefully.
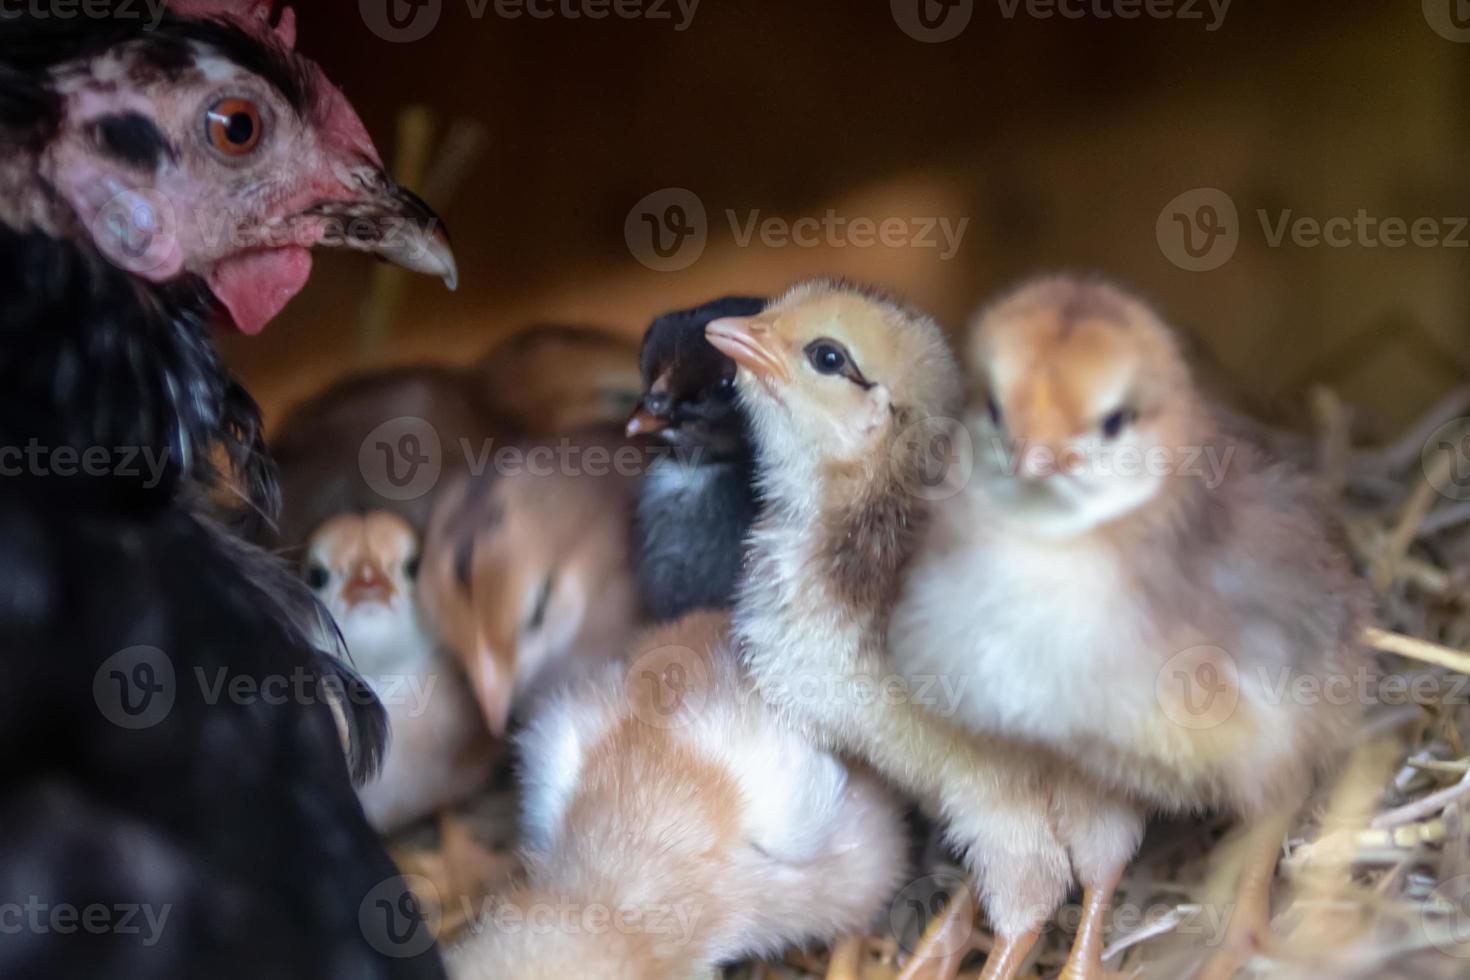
[706,281,959,479]
[5,0,455,334]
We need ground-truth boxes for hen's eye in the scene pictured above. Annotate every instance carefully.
[403,554,421,581]
[986,394,1003,428]
[207,98,262,156]
[1101,407,1137,440]
[805,341,848,376]
[304,562,330,591]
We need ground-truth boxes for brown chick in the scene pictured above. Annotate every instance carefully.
[418,433,642,736]
[445,611,908,980]
[888,275,1373,978]
[708,281,1140,980]
[302,510,496,833]
[271,365,490,548]
[473,325,643,437]
[270,326,638,552]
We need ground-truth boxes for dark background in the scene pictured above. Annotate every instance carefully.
[223,0,1470,435]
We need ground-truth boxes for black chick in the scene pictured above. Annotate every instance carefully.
[627,296,766,622]
[0,7,450,978]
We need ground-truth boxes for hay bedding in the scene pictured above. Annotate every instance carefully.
[390,385,1470,979]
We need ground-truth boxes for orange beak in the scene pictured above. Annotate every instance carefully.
[625,405,667,438]
[464,634,513,737]
[627,368,675,437]
[342,557,395,608]
[705,316,791,383]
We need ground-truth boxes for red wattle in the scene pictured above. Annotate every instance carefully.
[206,247,313,335]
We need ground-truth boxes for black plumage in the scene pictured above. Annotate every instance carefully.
[629,296,766,622]
[0,13,444,980]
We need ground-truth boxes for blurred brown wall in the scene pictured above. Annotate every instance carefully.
[223,0,1470,436]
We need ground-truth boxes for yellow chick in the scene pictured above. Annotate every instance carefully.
[303,510,496,833]
[889,275,1373,978]
[445,611,907,979]
[706,280,1140,980]
[418,435,642,736]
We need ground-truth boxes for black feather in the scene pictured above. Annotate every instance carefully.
[0,16,441,977]
[0,12,316,117]
[632,296,766,622]
[91,112,177,170]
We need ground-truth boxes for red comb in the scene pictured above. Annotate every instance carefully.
[169,0,297,48]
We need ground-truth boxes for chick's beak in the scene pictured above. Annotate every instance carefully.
[705,316,791,383]
[342,557,396,608]
[307,184,458,291]
[625,406,668,438]
[626,369,675,437]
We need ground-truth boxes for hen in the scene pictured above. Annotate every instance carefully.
[0,3,454,976]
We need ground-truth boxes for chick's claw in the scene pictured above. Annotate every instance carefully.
[894,887,978,980]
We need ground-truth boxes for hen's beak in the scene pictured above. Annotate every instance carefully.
[307,184,458,291]
[705,316,790,383]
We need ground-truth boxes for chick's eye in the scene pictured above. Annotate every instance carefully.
[805,341,848,376]
[1101,407,1138,440]
[304,562,330,591]
[207,98,262,156]
[404,554,421,581]
[985,393,1003,428]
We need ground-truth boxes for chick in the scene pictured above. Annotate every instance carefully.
[271,326,637,552]
[446,610,907,980]
[888,275,1372,978]
[419,434,641,736]
[627,296,766,622]
[475,324,643,437]
[272,366,491,548]
[303,511,496,833]
[708,281,1139,980]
